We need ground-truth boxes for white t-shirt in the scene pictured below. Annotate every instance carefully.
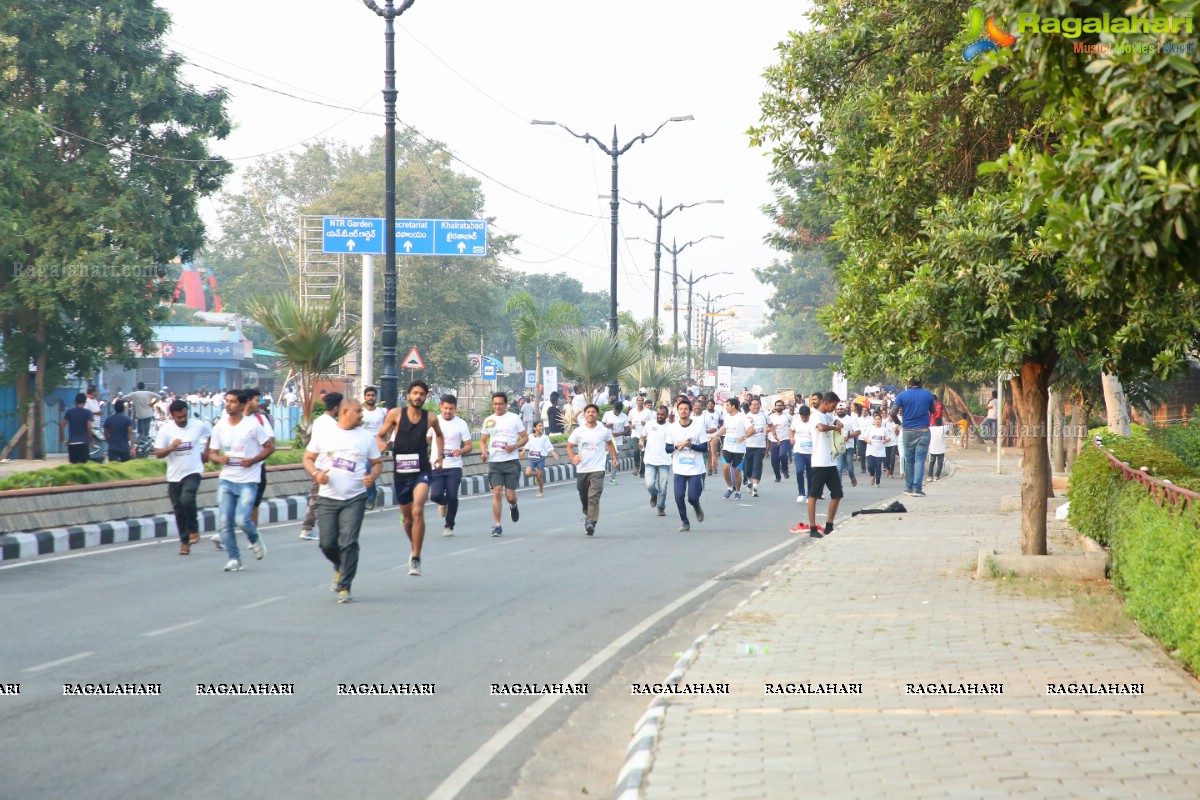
[86,397,102,423]
[569,424,612,474]
[210,415,273,483]
[986,398,997,420]
[307,425,381,501]
[744,411,769,448]
[602,410,630,443]
[810,411,836,469]
[482,412,525,462]
[767,411,791,443]
[628,407,655,439]
[668,420,708,476]
[525,433,553,461]
[155,419,211,482]
[865,423,893,458]
[721,412,750,454]
[312,412,338,441]
[571,394,588,418]
[641,419,672,467]
[790,416,814,454]
[701,408,724,434]
[428,415,472,469]
[928,426,948,455]
[361,405,387,437]
[521,402,535,429]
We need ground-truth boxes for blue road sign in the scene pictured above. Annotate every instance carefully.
[525,370,537,388]
[322,217,487,257]
[322,217,384,254]
[482,363,497,381]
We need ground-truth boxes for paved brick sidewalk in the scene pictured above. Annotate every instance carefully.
[633,450,1200,799]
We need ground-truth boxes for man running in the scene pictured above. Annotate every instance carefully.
[743,397,769,497]
[715,398,751,500]
[429,393,472,536]
[767,399,792,483]
[601,400,629,485]
[790,392,842,539]
[701,399,724,475]
[666,398,708,531]
[376,381,444,576]
[360,386,388,510]
[479,392,527,537]
[305,397,382,603]
[566,404,619,536]
[627,393,654,478]
[154,399,211,554]
[208,389,274,571]
[300,392,342,540]
[640,404,672,516]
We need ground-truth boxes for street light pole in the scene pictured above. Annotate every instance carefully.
[680,272,733,378]
[637,235,724,355]
[623,197,722,348]
[363,0,416,410]
[532,116,693,399]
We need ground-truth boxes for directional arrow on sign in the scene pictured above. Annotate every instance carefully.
[404,240,413,253]
[457,241,466,253]
[347,240,356,251]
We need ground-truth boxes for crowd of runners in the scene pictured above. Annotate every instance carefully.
[149,377,955,604]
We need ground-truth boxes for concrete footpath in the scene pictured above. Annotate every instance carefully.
[619,449,1200,799]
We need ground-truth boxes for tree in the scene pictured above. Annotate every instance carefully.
[749,0,1200,555]
[245,288,355,443]
[622,355,686,404]
[505,291,580,416]
[548,330,643,402]
[0,2,231,457]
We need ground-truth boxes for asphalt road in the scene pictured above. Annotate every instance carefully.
[0,466,902,800]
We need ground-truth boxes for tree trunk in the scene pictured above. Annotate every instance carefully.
[1052,389,1067,473]
[33,349,46,460]
[1013,357,1054,555]
[533,349,541,422]
[1067,390,1086,470]
[1101,371,1131,436]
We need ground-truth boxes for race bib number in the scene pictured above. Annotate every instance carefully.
[394,453,421,474]
[528,451,542,459]
[174,441,193,453]
[678,452,696,467]
[226,445,246,467]
[331,456,357,473]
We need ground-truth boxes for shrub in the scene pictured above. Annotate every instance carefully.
[1147,423,1200,472]
[0,448,306,491]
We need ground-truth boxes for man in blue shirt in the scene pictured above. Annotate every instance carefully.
[103,399,137,462]
[891,378,938,497]
[60,393,94,464]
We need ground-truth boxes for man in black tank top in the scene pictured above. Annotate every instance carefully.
[376,381,444,577]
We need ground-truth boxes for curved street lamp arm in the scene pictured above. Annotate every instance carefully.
[362,0,416,17]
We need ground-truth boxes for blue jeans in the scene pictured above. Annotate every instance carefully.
[645,463,670,509]
[903,429,931,493]
[792,451,813,497]
[674,473,704,523]
[218,479,261,560]
[835,449,855,481]
[769,440,791,479]
[928,453,945,479]
[866,455,884,484]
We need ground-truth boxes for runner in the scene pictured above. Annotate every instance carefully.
[714,398,750,500]
[743,397,768,497]
[208,389,274,571]
[834,402,860,488]
[360,385,388,510]
[789,404,814,503]
[864,410,893,486]
[519,419,559,498]
[153,399,211,554]
[767,398,792,483]
[700,399,724,475]
[666,398,708,531]
[299,392,342,540]
[566,404,619,536]
[479,391,527,537]
[376,381,444,576]
[244,388,274,526]
[305,397,382,603]
[640,404,672,516]
[790,392,842,539]
[627,394,655,478]
[601,400,630,485]
[428,393,473,536]
[126,381,160,438]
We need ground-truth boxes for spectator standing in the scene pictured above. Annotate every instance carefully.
[61,393,94,464]
[891,378,938,497]
[102,400,136,462]
[928,416,948,481]
[126,382,159,437]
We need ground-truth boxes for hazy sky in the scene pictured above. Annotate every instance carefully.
[158,0,807,325]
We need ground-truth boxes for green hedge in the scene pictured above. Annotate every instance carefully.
[1147,423,1200,472]
[1068,432,1200,674]
[0,448,306,491]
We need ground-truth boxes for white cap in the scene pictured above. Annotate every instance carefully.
[836,402,846,409]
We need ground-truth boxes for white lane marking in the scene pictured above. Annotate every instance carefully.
[239,596,285,610]
[424,535,802,800]
[0,540,162,569]
[22,651,96,673]
[443,548,480,557]
[142,619,204,637]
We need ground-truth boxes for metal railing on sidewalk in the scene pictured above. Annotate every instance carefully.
[1095,441,1200,517]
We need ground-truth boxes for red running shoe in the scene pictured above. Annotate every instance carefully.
[789,522,810,533]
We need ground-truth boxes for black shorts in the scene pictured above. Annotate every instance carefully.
[254,469,268,508]
[395,472,433,506]
[488,459,521,491]
[722,450,744,469]
[809,466,843,500]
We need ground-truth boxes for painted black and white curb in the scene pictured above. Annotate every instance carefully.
[0,457,633,562]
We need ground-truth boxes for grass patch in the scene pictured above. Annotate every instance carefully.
[993,575,1137,636]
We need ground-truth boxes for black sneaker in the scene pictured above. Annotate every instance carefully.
[491,525,503,537]
[679,522,690,532]
[585,520,595,536]
[824,521,835,535]
[693,503,705,523]
[510,504,520,522]
[809,530,824,539]
[657,508,666,517]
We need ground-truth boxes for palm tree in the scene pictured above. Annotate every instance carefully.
[506,291,580,417]
[623,354,687,407]
[245,287,356,444]
[548,330,643,403]
[617,311,661,353]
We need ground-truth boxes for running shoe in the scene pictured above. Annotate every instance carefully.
[331,571,340,591]
[443,526,454,537]
[408,557,421,576]
[751,486,759,498]
[212,534,224,549]
[609,477,617,485]
[510,504,520,522]
[649,495,657,507]
[850,478,858,487]
[678,523,690,532]
[789,522,810,533]
[913,491,927,497]
[251,538,266,560]
[657,508,666,517]
[796,495,806,504]
[337,589,352,604]
[491,525,503,537]
[537,490,544,497]
[824,521,836,535]
[179,543,190,555]
[693,504,705,523]
[223,558,244,572]
[734,491,742,501]
[585,520,595,536]
[723,488,733,499]
[809,528,825,539]
[299,529,318,540]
